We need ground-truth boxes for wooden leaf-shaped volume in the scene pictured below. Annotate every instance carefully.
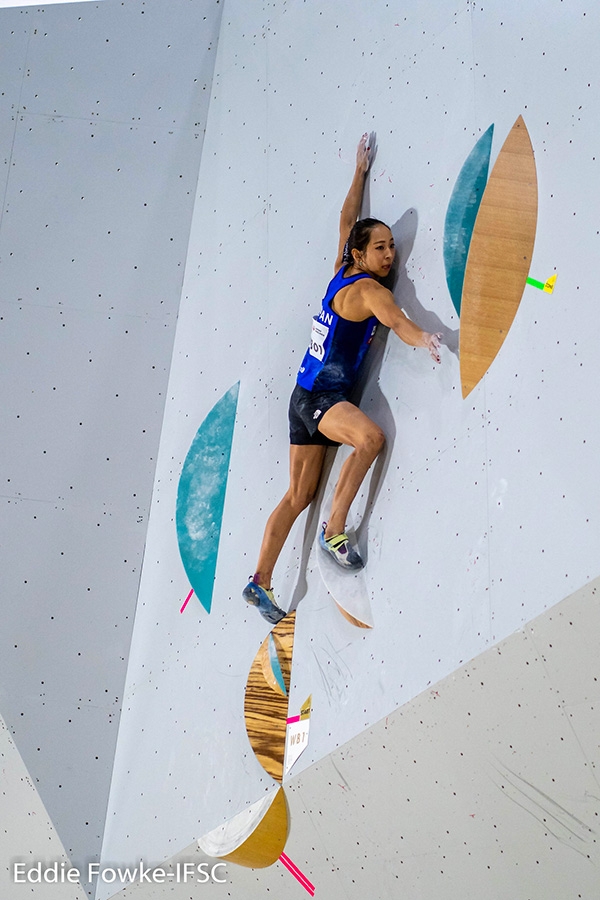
[459,116,538,397]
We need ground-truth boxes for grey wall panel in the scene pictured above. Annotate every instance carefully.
[1,117,202,319]
[1,299,169,508]
[0,711,87,900]
[18,0,215,128]
[0,0,222,887]
[94,578,600,900]
[0,496,135,851]
[0,1,99,7]
[0,16,29,211]
[276,579,600,900]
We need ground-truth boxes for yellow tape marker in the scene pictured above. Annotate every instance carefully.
[527,273,557,293]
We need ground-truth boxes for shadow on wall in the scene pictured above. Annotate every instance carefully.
[288,448,335,613]
[357,207,457,556]
[352,323,394,561]
[391,208,459,356]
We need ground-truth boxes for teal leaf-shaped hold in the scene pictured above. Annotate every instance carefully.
[176,382,240,613]
[268,634,287,696]
[444,124,494,315]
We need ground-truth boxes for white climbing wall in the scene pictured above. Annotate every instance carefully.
[1,1,599,899]
[101,0,600,891]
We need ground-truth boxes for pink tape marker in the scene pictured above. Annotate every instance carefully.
[279,852,315,896]
[180,588,194,614]
[286,714,301,724]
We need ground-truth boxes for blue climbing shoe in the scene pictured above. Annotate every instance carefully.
[319,523,364,570]
[243,577,286,624]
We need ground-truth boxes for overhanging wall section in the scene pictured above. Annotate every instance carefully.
[0,0,222,879]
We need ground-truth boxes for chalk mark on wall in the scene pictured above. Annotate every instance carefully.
[493,761,597,855]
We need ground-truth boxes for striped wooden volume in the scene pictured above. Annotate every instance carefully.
[244,612,296,783]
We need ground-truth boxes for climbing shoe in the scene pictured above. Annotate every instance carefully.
[319,523,364,570]
[242,576,286,624]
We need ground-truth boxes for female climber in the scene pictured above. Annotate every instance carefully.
[243,134,442,622]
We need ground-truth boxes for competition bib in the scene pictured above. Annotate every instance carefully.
[309,318,329,361]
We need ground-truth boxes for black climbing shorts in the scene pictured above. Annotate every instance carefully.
[288,384,346,447]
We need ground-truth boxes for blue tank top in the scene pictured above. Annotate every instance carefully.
[296,266,378,394]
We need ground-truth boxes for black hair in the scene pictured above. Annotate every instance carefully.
[342,217,395,287]
[342,217,390,264]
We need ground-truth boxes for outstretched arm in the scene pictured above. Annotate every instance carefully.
[334,134,371,271]
[363,282,442,363]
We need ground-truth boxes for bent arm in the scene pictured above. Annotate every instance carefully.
[364,283,442,363]
[334,134,371,271]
